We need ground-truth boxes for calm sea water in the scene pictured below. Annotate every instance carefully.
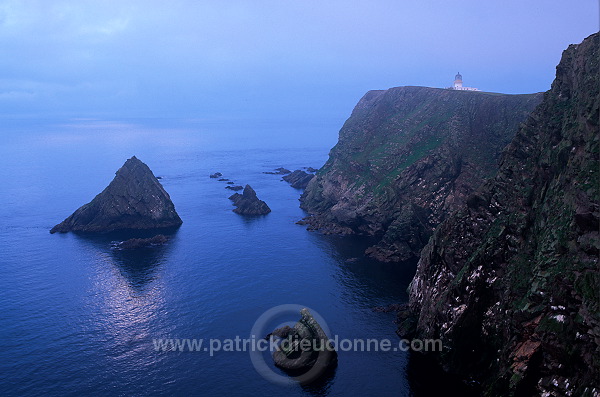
[0,118,442,396]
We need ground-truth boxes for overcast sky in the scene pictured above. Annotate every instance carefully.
[0,0,597,123]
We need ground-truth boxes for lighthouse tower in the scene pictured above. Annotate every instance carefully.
[453,72,463,89]
[448,72,479,91]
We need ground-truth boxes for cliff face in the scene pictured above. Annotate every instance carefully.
[407,33,599,396]
[301,86,542,262]
[50,156,182,233]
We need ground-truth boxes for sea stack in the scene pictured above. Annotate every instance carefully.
[228,185,271,215]
[50,156,182,233]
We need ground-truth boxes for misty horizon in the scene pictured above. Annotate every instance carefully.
[0,0,597,126]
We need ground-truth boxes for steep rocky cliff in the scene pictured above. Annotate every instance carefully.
[406,33,599,396]
[50,156,182,233]
[301,85,542,262]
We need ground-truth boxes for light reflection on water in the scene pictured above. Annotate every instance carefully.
[0,121,421,396]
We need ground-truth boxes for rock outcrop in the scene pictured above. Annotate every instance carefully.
[283,170,315,189]
[228,185,271,215]
[300,86,542,261]
[405,33,599,396]
[271,308,337,384]
[50,156,182,233]
[114,234,169,249]
[263,167,292,175]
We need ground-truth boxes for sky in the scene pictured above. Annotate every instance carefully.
[0,0,597,125]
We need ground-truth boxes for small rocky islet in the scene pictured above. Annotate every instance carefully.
[113,234,169,250]
[50,156,182,234]
[262,166,318,189]
[263,167,291,175]
[208,172,271,214]
[228,185,271,215]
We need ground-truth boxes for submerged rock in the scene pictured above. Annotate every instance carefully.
[263,167,292,175]
[228,185,271,215]
[283,170,314,189]
[209,172,222,178]
[114,234,169,249]
[50,156,182,234]
[225,185,244,191]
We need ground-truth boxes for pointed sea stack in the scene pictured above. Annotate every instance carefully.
[50,156,182,234]
[228,185,271,215]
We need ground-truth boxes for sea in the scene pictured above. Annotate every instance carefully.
[0,117,467,396]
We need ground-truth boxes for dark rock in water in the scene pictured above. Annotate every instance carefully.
[115,234,168,249]
[271,308,337,384]
[283,170,315,189]
[277,167,292,174]
[225,185,244,191]
[263,167,292,175]
[405,33,600,396]
[209,172,222,178]
[50,156,183,234]
[156,176,163,179]
[226,181,234,184]
[218,178,229,182]
[228,185,271,215]
[306,167,318,173]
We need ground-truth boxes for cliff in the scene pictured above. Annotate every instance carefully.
[300,85,542,262]
[50,156,182,233]
[406,33,599,396]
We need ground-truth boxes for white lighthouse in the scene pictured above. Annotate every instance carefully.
[449,72,479,91]
[453,72,463,88]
